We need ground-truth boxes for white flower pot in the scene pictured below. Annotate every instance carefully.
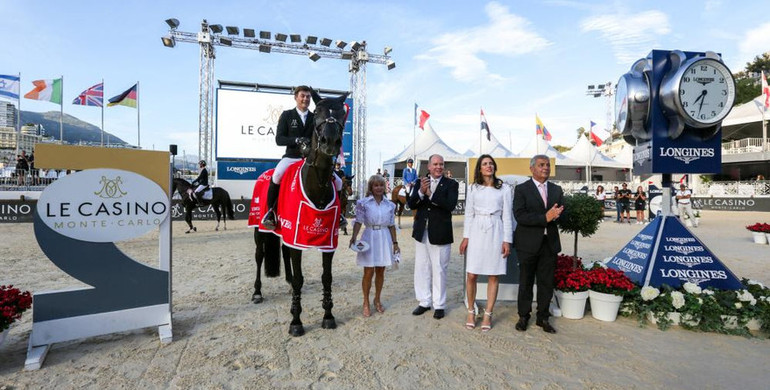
[588,290,623,322]
[766,233,770,245]
[752,232,767,244]
[555,290,589,320]
[0,327,8,347]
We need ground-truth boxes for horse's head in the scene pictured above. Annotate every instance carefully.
[343,174,355,195]
[309,89,349,163]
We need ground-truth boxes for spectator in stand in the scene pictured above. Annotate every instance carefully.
[634,186,647,224]
[594,185,606,222]
[16,151,29,186]
[675,183,698,227]
[445,169,453,179]
[617,183,632,224]
[612,185,621,222]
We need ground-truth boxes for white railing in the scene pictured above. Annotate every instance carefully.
[696,181,770,197]
[722,138,770,154]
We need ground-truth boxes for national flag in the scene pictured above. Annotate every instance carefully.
[762,71,769,110]
[72,82,103,107]
[0,74,20,100]
[24,79,63,104]
[108,83,137,108]
[414,103,430,130]
[480,108,491,141]
[589,120,603,146]
[679,174,688,185]
[535,114,552,141]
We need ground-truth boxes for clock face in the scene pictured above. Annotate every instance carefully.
[677,59,735,125]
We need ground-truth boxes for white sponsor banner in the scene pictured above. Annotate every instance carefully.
[216,89,316,160]
[37,169,169,242]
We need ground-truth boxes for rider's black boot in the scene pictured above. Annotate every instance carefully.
[261,181,280,230]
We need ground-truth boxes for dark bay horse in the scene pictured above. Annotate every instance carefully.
[391,183,408,228]
[252,229,291,304]
[256,89,348,336]
[172,178,234,233]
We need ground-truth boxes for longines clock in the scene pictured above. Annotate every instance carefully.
[615,58,651,145]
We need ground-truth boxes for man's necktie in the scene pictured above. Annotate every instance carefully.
[539,183,547,207]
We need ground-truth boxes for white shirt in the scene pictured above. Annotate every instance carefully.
[676,189,692,204]
[296,108,309,125]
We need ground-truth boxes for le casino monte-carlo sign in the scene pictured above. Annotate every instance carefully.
[37,169,169,241]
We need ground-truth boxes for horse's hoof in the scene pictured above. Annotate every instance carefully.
[321,318,337,329]
[215,227,219,231]
[193,227,197,232]
[251,294,263,304]
[185,230,190,234]
[289,324,305,337]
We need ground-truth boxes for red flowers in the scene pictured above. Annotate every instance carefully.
[555,254,636,295]
[746,223,770,233]
[586,267,636,295]
[1,285,32,331]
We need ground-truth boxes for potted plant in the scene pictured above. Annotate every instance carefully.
[1,285,32,346]
[586,265,636,322]
[746,223,770,244]
[639,284,704,330]
[554,254,591,319]
[557,194,603,257]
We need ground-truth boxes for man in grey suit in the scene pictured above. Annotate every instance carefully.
[513,154,564,333]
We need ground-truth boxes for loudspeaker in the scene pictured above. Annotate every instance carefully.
[169,144,178,156]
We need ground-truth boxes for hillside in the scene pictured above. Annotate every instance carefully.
[20,110,128,145]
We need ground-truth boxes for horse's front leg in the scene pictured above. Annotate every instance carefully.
[185,207,196,233]
[214,206,221,231]
[321,251,336,329]
[252,229,264,303]
[282,244,292,286]
[288,249,305,337]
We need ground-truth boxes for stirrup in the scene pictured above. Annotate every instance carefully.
[481,310,493,332]
[465,309,476,330]
[261,209,277,230]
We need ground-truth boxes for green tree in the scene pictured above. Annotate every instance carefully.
[733,52,770,105]
[576,126,586,140]
[558,193,602,257]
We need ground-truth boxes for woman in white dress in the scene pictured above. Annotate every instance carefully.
[349,175,399,317]
[459,155,513,332]
[594,185,606,222]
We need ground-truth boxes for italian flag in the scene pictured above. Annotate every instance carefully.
[24,79,63,104]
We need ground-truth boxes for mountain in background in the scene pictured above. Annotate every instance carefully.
[20,110,128,145]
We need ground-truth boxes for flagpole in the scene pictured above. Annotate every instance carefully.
[413,103,416,164]
[101,78,105,147]
[479,107,482,156]
[137,81,141,148]
[59,75,64,144]
[16,72,21,156]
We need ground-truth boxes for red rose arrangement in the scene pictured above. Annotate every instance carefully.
[1,285,33,331]
[586,267,636,295]
[746,223,770,233]
[555,254,592,293]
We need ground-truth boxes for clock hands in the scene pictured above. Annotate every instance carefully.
[693,90,707,115]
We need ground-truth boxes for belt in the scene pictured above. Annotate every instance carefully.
[367,225,383,230]
[472,210,502,217]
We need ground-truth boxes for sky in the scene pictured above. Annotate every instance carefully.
[2,0,769,176]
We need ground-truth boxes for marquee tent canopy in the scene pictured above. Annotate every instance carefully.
[516,134,585,167]
[564,135,629,169]
[465,131,518,158]
[721,95,767,141]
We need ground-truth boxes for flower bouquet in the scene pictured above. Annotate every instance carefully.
[1,285,32,332]
[745,223,770,233]
[554,254,591,319]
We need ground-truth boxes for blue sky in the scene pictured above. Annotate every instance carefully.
[2,0,769,174]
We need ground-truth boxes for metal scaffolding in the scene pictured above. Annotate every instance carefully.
[162,19,394,195]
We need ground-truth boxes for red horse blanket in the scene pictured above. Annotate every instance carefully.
[248,161,340,252]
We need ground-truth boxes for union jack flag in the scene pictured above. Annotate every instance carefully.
[72,82,103,107]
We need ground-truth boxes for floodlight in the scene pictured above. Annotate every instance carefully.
[341,52,353,60]
[386,60,396,70]
[384,46,392,55]
[165,18,180,29]
[350,41,361,50]
[275,33,288,42]
[209,24,223,34]
[308,52,321,62]
[335,40,347,49]
[226,26,239,35]
[161,35,176,48]
[259,31,271,39]
[320,38,332,47]
[259,44,271,53]
[243,28,255,38]
[290,34,301,43]
[306,35,318,44]
[220,37,232,46]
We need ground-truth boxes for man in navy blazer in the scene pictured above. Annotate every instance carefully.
[513,154,564,333]
[407,154,459,319]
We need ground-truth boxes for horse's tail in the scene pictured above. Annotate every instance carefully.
[225,191,235,220]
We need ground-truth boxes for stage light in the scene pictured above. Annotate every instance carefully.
[165,18,180,29]
[308,52,321,62]
[259,44,271,53]
[161,35,176,48]
[243,28,255,38]
[384,46,392,55]
[341,52,353,60]
[226,26,239,35]
[209,24,223,34]
[290,34,301,43]
[220,37,232,46]
[259,31,271,39]
[320,38,332,47]
[386,60,396,70]
[306,36,318,44]
[350,41,361,50]
[275,33,288,42]
[335,40,347,49]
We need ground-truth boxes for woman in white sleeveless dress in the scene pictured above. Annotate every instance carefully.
[459,155,513,332]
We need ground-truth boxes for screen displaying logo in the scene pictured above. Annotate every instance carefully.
[37,169,169,242]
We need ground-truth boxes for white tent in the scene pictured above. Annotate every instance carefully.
[516,135,585,166]
[467,131,518,157]
[721,95,767,142]
[564,136,628,169]
[383,123,469,184]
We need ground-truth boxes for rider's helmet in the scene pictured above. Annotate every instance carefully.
[199,160,206,167]
[407,158,414,164]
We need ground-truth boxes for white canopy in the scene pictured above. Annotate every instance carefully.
[516,134,585,167]
[564,136,629,168]
[467,131,518,157]
[723,95,766,127]
[383,122,468,164]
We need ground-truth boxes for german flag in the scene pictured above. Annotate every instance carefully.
[108,84,137,108]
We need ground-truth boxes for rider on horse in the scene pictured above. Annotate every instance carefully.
[262,85,343,230]
[191,160,209,203]
[402,158,418,196]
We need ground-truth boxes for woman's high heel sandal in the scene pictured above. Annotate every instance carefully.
[465,309,476,330]
[481,310,493,332]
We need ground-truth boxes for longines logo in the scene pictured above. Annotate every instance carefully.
[637,234,654,241]
[634,148,650,166]
[629,240,652,250]
[665,237,696,245]
[227,166,257,175]
[658,147,715,164]
[610,257,644,274]
[663,245,704,256]
[662,255,713,268]
[94,176,128,198]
